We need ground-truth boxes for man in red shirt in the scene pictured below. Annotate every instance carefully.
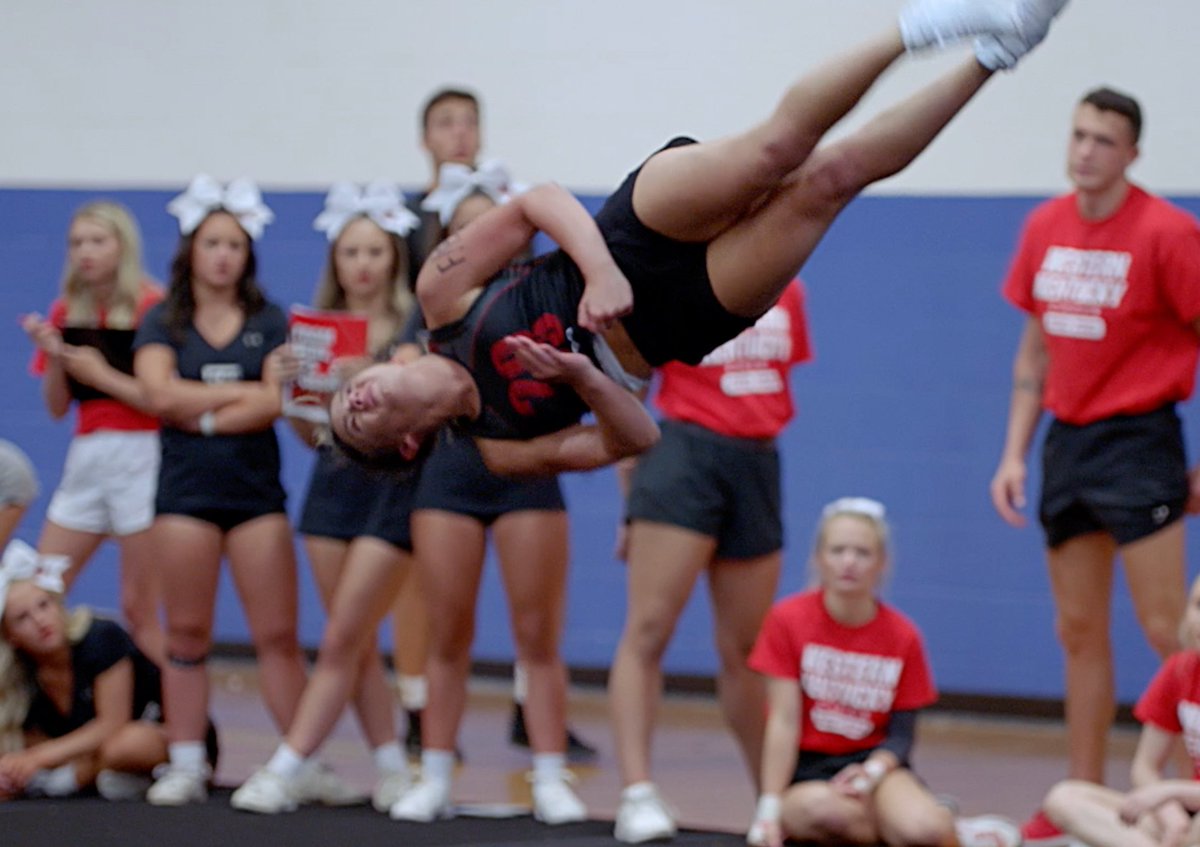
[991,86,1200,845]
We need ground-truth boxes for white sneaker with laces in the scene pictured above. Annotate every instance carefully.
[292,761,364,807]
[956,814,1024,847]
[899,0,1017,52]
[389,776,453,822]
[146,763,210,806]
[372,769,413,814]
[530,771,587,825]
[614,782,677,844]
[230,767,299,814]
[95,769,152,802]
[974,0,1070,69]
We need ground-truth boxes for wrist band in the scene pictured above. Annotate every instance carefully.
[755,794,781,821]
[199,411,217,437]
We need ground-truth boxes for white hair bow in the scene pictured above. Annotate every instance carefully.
[421,159,527,226]
[0,540,70,620]
[313,181,420,241]
[822,497,887,521]
[167,174,275,240]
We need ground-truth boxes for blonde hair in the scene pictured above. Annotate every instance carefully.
[313,219,415,356]
[809,497,893,587]
[0,595,93,754]
[61,201,147,329]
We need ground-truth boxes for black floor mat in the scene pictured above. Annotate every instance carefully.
[0,789,745,847]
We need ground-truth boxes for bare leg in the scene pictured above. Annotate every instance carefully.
[1047,532,1117,783]
[116,528,165,665]
[492,510,570,755]
[632,30,906,242]
[155,515,222,744]
[781,781,878,844]
[706,552,782,788]
[287,537,409,756]
[708,56,993,316]
[391,575,429,685]
[36,521,104,592]
[1044,780,1161,847]
[410,510,488,752]
[609,521,716,787]
[873,769,957,846]
[226,515,307,735]
[1121,521,1187,659]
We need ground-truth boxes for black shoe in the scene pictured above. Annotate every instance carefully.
[509,702,599,763]
[407,708,465,763]
[509,702,530,747]
[404,709,423,758]
[565,726,599,763]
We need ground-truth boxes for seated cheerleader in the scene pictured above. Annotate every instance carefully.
[1040,572,1200,847]
[746,498,1019,847]
[0,540,181,802]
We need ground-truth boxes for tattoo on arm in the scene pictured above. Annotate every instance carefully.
[432,234,467,274]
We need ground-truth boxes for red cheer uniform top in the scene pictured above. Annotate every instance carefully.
[1134,650,1200,779]
[1003,185,1200,425]
[654,280,811,439]
[748,589,937,755]
[30,281,164,435]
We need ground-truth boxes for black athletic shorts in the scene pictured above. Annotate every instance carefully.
[413,431,564,525]
[1040,404,1189,547]
[596,136,756,366]
[627,419,782,559]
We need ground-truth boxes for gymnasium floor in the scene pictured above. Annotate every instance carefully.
[205,660,1137,833]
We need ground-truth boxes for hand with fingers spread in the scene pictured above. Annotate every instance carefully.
[504,334,598,386]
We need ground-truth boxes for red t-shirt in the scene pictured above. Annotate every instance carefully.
[30,282,164,435]
[1002,186,1200,425]
[1133,651,1200,778]
[654,281,812,439]
[748,589,937,755]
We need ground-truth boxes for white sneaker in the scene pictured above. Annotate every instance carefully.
[389,776,453,822]
[614,782,677,844]
[146,763,210,806]
[956,814,1024,847]
[372,769,413,814]
[95,769,152,802]
[292,761,364,807]
[230,767,299,814]
[900,0,1016,52]
[974,0,1070,69]
[746,819,772,847]
[530,771,587,825]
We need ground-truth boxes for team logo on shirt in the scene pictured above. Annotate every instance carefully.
[490,313,566,416]
[801,644,902,740]
[1034,247,1131,340]
[201,363,244,384]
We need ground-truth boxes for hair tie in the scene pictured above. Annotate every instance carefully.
[167,174,275,240]
[421,159,527,226]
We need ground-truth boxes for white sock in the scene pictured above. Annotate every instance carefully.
[373,741,407,775]
[265,743,306,780]
[531,752,567,783]
[168,741,207,772]
[420,749,455,784]
[899,0,1013,52]
[397,675,428,711]
[512,663,528,704]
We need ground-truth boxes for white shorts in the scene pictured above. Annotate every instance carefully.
[47,430,160,536]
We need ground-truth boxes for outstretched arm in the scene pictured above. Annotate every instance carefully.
[417,183,631,332]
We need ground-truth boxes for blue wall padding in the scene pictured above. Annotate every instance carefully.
[4,187,1198,702]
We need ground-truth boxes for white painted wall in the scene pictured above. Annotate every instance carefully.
[2,0,1194,194]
